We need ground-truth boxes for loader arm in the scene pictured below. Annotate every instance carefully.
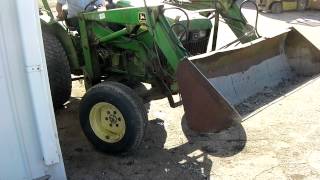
[217,0,260,42]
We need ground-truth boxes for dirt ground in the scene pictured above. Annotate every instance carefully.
[52,7,320,180]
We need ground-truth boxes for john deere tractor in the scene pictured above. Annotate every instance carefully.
[39,0,319,153]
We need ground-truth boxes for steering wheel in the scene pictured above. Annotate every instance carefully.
[84,0,101,12]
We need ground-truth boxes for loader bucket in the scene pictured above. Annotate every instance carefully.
[177,28,320,132]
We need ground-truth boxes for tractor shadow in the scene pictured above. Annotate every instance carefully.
[180,115,247,157]
[55,97,246,180]
[136,116,246,179]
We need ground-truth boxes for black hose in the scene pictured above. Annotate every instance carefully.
[170,22,188,41]
[162,7,190,42]
[84,0,98,11]
[239,0,260,37]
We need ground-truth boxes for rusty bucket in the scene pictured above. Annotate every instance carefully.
[177,28,320,132]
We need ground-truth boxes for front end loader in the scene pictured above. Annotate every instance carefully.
[39,0,319,153]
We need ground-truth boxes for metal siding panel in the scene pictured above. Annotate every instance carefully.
[0,0,66,179]
[0,24,30,180]
[16,0,62,166]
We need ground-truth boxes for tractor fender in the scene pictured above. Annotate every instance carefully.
[41,19,81,74]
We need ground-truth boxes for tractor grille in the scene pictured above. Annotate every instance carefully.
[182,38,209,56]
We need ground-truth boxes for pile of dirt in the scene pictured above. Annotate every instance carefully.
[235,76,308,116]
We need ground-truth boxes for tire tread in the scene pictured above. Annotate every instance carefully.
[42,30,71,108]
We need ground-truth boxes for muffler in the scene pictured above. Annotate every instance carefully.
[177,28,320,132]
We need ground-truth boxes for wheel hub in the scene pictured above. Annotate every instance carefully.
[89,102,126,143]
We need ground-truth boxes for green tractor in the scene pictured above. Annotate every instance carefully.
[40,0,213,109]
[39,0,319,153]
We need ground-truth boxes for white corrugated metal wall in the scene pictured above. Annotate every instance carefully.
[0,0,66,179]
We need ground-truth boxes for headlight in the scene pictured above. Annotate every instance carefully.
[191,30,207,41]
[199,30,207,38]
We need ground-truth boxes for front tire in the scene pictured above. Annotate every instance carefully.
[79,82,147,153]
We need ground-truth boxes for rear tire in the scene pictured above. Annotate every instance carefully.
[42,30,71,108]
[271,2,282,14]
[79,82,147,153]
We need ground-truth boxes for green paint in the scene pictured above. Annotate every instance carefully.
[98,28,128,43]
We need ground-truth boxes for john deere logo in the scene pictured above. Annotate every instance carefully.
[138,12,147,24]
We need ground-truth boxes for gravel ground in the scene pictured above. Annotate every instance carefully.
[235,76,308,116]
[57,74,320,180]
[45,4,320,180]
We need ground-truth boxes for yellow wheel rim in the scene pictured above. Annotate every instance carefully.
[89,102,126,143]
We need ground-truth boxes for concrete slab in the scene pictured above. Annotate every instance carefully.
[210,76,320,179]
